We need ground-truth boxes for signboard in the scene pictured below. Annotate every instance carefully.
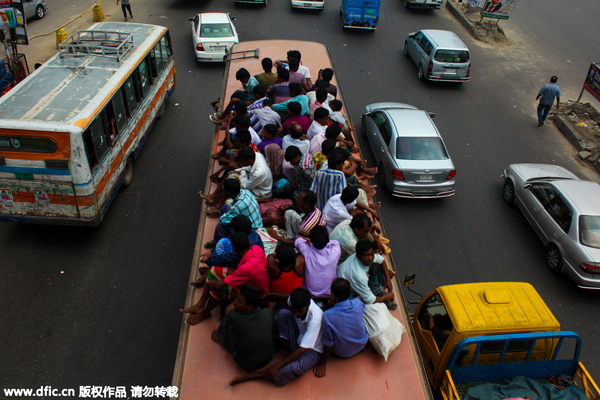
[0,0,17,29]
[583,63,600,103]
[8,0,28,45]
[468,0,484,7]
[481,0,518,19]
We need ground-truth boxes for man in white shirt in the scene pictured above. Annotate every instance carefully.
[275,50,312,89]
[236,147,273,199]
[282,122,310,154]
[229,288,323,387]
[323,186,358,233]
[306,107,329,141]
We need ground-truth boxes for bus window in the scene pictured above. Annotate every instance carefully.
[87,117,109,166]
[153,41,165,74]
[138,60,150,98]
[148,50,159,80]
[112,89,128,132]
[161,36,171,61]
[123,75,139,116]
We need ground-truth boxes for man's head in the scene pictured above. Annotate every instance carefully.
[325,124,341,140]
[275,243,296,269]
[355,238,376,267]
[284,145,303,165]
[288,83,303,98]
[290,287,311,318]
[315,87,328,103]
[327,150,345,171]
[276,66,290,83]
[350,213,372,240]
[330,278,351,304]
[321,68,334,83]
[314,107,329,125]
[263,99,274,108]
[236,68,251,83]
[253,84,266,99]
[233,129,252,148]
[310,225,329,250]
[261,57,273,72]
[238,146,256,167]
[321,139,336,156]
[329,99,342,112]
[287,101,302,116]
[289,122,304,139]
[234,284,261,312]
[231,214,253,235]
[262,124,278,139]
[340,185,359,205]
[231,231,251,255]
[223,178,241,198]
[288,58,300,72]
[287,50,302,62]
[550,76,558,83]
[233,114,251,130]
[298,190,317,212]
[234,100,248,116]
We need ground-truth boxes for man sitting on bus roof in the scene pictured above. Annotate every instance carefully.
[281,101,310,136]
[274,50,313,90]
[254,57,278,89]
[266,190,325,246]
[272,83,310,117]
[229,288,323,387]
[287,58,310,93]
[180,232,270,325]
[315,68,337,98]
[236,147,273,200]
[211,68,259,123]
[267,67,291,104]
[284,145,316,199]
[251,101,281,133]
[330,213,380,264]
[309,150,347,210]
[295,226,340,298]
[247,85,268,111]
[313,278,368,377]
[307,107,329,141]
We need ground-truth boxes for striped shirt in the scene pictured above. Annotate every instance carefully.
[309,168,347,211]
[294,154,316,199]
[248,97,268,111]
[220,189,263,229]
[298,208,326,238]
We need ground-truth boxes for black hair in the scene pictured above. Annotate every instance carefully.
[261,57,273,71]
[302,190,317,208]
[310,225,329,250]
[234,100,248,115]
[236,68,250,80]
[315,87,328,103]
[239,284,261,308]
[232,114,250,129]
[330,146,349,162]
[231,231,250,253]
[277,67,290,81]
[263,124,277,138]
[289,123,304,139]
[287,101,302,116]
[238,146,256,162]
[288,83,303,97]
[314,107,329,121]
[550,76,558,83]
[290,287,311,309]
[355,238,375,257]
[340,185,359,204]
[224,178,241,197]
[288,58,300,70]
[315,79,327,89]
[263,99,273,107]
[235,129,252,146]
[322,68,334,82]
[253,84,266,98]
[284,145,302,162]
[231,214,253,235]
[327,150,345,170]
[325,124,341,140]
[276,244,296,268]
[321,139,336,155]
[329,99,342,111]
[350,213,372,230]
[331,278,350,302]
[287,50,302,60]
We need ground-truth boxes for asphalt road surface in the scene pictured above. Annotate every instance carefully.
[2,0,600,396]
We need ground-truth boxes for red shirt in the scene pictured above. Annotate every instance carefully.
[224,245,270,294]
[271,269,303,295]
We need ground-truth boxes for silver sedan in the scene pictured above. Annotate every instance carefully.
[502,164,600,289]
[361,102,456,198]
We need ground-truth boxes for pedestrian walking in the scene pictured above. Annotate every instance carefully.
[536,76,561,127]
[117,0,133,22]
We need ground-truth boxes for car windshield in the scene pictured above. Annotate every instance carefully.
[199,23,233,38]
[396,137,448,160]
[579,215,600,248]
[434,50,469,63]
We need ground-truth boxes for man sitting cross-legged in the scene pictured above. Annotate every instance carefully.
[313,278,369,377]
[229,288,323,387]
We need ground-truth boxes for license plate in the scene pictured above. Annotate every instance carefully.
[442,68,456,74]
[211,46,225,51]
[304,3,312,6]
[419,175,433,181]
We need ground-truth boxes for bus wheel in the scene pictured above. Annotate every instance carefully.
[122,157,134,189]
[157,98,166,119]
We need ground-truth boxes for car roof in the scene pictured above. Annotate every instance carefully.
[386,109,439,138]
[553,180,600,215]
[199,13,230,24]
[421,30,468,51]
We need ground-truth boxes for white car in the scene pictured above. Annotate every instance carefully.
[189,13,238,62]
[291,0,324,10]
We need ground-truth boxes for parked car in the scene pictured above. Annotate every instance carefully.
[502,163,600,289]
[361,102,456,198]
[291,0,324,10]
[189,13,238,62]
[404,29,470,82]
[19,0,47,20]
[403,0,442,10]
[234,0,267,6]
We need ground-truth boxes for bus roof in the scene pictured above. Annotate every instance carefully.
[438,282,560,334]
[0,22,166,130]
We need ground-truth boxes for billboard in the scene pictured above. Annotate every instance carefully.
[468,0,484,7]
[0,0,17,29]
[481,0,519,19]
[583,63,600,103]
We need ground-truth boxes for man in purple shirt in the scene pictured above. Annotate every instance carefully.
[257,124,283,155]
[281,101,310,136]
[295,225,340,297]
[313,278,369,377]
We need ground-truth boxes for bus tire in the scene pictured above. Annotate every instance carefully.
[122,157,134,189]
[157,98,166,119]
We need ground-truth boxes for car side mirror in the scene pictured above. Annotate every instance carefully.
[404,274,415,287]
[188,17,194,21]
[231,16,238,21]
[524,183,532,190]
[428,112,435,119]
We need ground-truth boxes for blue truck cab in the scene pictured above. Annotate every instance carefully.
[340,0,381,30]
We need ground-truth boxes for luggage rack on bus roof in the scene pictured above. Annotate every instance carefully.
[224,48,259,62]
[58,30,134,62]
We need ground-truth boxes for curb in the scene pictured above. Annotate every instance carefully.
[554,115,586,151]
[446,1,482,41]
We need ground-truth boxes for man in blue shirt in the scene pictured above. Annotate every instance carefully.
[313,278,369,377]
[536,76,561,127]
[272,83,310,117]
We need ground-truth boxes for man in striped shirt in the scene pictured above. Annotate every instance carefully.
[309,151,347,210]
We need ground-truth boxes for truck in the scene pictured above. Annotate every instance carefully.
[403,0,442,10]
[406,279,600,399]
[340,0,381,30]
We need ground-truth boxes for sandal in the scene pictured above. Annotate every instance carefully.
[209,114,222,124]
[203,240,216,249]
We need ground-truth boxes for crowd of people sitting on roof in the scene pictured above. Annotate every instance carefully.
[179,50,397,387]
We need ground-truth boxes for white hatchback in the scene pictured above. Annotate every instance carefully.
[189,13,238,62]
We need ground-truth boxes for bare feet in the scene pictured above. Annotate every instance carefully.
[198,191,215,205]
[186,310,211,325]
[369,201,382,211]
[180,304,202,314]
[362,167,378,175]
[229,371,250,386]
[206,205,220,214]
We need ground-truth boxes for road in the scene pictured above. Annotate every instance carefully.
[1,0,600,396]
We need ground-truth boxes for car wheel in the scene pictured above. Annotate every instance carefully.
[263,0,267,7]
[121,157,134,189]
[378,163,387,190]
[36,5,44,19]
[546,244,563,274]
[404,42,409,57]
[157,98,166,119]
[404,0,410,8]
[503,179,515,205]
[418,65,426,81]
